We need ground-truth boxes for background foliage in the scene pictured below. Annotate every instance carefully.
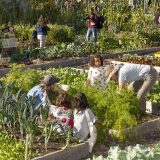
[0,0,160,53]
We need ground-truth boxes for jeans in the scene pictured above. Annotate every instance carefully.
[86,28,98,44]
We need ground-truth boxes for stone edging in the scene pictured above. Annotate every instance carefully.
[101,47,160,59]
[31,142,89,160]
[146,101,160,115]
[109,116,160,140]
[0,47,160,77]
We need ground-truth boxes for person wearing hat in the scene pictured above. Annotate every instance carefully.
[27,74,63,109]
[104,63,158,112]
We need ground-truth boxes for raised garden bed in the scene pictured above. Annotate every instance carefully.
[115,54,160,66]
[146,101,160,115]
[0,48,160,159]
[32,142,89,160]
[0,47,160,77]
[108,114,160,141]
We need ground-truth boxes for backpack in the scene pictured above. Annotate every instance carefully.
[32,30,37,39]
[97,16,105,29]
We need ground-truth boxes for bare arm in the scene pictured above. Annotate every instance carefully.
[87,67,92,85]
[44,90,53,105]
[86,79,91,85]
[117,80,125,93]
[54,84,66,93]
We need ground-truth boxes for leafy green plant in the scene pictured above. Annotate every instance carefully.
[139,27,160,47]
[69,82,141,142]
[38,43,84,60]
[39,67,87,86]
[0,130,25,160]
[1,69,42,93]
[0,84,38,159]
[87,143,160,160]
[39,104,54,153]
[15,24,33,42]
[22,96,39,160]
[99,32,120,50]
[147,81,160,103]
[0,83,18,136]
[46,24,75,45]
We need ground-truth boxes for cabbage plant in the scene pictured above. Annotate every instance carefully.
[87,144,160,160]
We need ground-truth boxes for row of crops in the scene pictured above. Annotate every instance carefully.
[115,52,160,66]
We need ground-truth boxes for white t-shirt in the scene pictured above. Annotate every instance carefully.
[87,66,106,88]
[73,108,97,141]
[119,63,151,84]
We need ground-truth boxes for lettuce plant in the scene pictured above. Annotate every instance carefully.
[147,81,160,103]
[0,130,25,160]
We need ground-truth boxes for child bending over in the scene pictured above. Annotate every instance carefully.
[72,92,97,153]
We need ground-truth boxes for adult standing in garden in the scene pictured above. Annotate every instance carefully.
[27,74,63,109]
[103,63,158,113]
[154,7,160,28]
[36,15,50,48]
[84,8,98,45]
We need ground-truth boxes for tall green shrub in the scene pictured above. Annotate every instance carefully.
[46,24,75,45]
[15,24,33,42]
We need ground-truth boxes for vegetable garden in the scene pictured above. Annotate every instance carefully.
[0,66,160,159]
[0,0,160,160]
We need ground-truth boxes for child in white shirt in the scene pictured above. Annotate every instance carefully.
[72,92,97,153]
[87,54,106,88]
